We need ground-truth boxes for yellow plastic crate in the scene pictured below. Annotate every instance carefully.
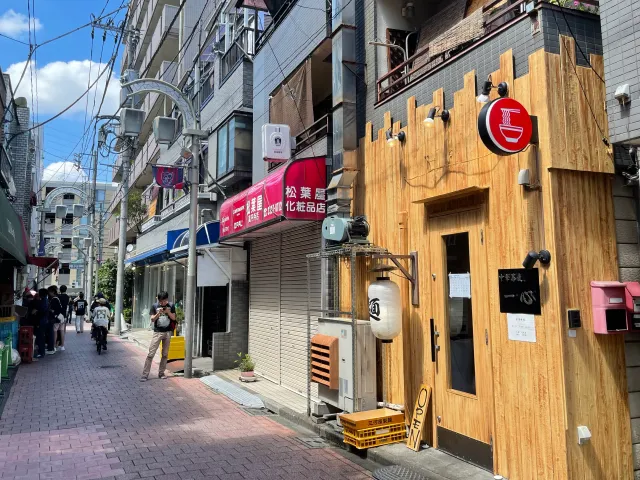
[339,408,405,430]
[344,430,406,449]
[343,422,406,440]
[0,316,16,323]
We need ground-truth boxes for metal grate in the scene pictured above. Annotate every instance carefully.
[372,466,428,480]
[242,407,275,416]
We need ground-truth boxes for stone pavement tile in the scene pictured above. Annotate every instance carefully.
[0,330,371,480]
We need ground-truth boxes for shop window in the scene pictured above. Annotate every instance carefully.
[58,264,70,275]
[216,114,252,178]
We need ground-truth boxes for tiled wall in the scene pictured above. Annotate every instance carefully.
[599,0,640,144]
[212,280,249,370]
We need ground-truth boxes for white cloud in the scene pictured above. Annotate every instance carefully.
[6,60,120,118]
[0,9,42,37]
[43,161,87,182]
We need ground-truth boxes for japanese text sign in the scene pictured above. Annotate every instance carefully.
[498,268,541,315]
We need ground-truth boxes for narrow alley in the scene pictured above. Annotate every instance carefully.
[0,327,372,480]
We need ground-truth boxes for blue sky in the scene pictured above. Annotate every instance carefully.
[0,0,127,186]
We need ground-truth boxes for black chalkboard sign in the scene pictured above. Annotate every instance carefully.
[498,268,541,315]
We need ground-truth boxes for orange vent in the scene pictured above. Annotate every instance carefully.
[310,334,338,390]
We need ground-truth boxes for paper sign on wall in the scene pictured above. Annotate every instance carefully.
[507,313,536,343]
[448,273,471,299]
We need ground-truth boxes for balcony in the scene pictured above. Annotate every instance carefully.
[0,145,16,196]
[132,0,180,73]
[138,4,179,80]
[220,28,257,85]
[375,0,600,104]
[294,114,331,155]
[141,215,162,233]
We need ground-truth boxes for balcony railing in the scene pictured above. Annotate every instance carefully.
[220,28,256,84]
[295,114,331,154]
[141,215,162,233]
[0,145,15,194]
[375,0,598,104]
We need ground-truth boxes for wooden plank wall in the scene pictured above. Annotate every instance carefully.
[348,35,629,478]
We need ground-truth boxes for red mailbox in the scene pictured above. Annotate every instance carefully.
[625,282,640,330]
[590,281,628,334]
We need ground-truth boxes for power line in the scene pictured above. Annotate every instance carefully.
[0,32,29,45]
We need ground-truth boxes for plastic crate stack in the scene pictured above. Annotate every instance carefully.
[339,408,407,449]
[18,326,33,364]
[0,318,18,349]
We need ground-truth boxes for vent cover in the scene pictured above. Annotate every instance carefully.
[310,334,339,389]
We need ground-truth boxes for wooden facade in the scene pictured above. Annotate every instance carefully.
[343,36,631,478]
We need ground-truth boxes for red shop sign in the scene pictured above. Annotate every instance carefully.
[219,157,326,241]
[478,97,533,155]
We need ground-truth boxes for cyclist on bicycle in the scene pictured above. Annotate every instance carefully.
[92,298,110,351]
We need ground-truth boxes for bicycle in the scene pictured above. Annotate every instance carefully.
[95,326,107,354]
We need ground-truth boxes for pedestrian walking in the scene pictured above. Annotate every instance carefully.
[34,289,48,358]
[74,293,87,333]
[57,285,70,350]
[141,291,176,381]
[46,286,64,354]
[66,294,74,324]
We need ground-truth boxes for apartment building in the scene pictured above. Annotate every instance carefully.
[40,173,117,292]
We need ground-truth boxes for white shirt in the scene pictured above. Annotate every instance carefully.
[92,306,110,327]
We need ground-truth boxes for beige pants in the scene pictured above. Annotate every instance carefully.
[142,331,172,378]
[53,322,65,347]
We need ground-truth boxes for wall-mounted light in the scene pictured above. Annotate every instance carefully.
[477,74,509,103]
[385,129,406,147]
[522,249,551,269]
[424,107,450,127]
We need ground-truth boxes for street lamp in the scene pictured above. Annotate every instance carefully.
[120,77,207,378]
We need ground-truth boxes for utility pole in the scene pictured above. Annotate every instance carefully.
[86,148,98,303]
[93,17,140,335]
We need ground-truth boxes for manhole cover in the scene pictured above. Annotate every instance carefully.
[295,437,329,449]
[373,466,427,480]
[98,365,123,369]
[242,408,275,416]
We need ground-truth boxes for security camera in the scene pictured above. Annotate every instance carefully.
[522,249,552,269]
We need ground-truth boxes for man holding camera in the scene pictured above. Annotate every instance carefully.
[140,291,176,381]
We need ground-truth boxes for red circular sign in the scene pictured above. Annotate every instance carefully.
[478,97,533,155]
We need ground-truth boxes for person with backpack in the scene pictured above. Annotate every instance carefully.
[46,285,64,354]
[74,292,87,333]
[34,289,49,358]
[140,291,176,381]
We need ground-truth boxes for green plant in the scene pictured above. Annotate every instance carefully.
[235,352,255,372]
[175,306,185,324]
[123,307,133,323]
[97,259,134,308]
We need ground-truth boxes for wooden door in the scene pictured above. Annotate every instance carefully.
[429,207,494,470]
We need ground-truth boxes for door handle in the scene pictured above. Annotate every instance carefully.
[430,318,440,362]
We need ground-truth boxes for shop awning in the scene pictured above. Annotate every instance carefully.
[219,157,326,242]
[170,221,220,253]
[18,219,58,269]
[0,192,27,265]
[125,245,168,265]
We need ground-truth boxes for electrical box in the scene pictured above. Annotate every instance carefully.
[55,205,67,219]
[316,317,377,413]
[72,204,84,218]
[153,117,178,145]
[262,124,291,162]
[120,108,145,137]
[590,281,628,334]
[625,282,640,330]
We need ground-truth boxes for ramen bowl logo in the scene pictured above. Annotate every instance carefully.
[499,108,524,144]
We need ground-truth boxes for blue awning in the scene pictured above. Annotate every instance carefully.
[125,245,167,265]
[169,221,220,253]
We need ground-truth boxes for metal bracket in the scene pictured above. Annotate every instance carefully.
[373,251,419,306]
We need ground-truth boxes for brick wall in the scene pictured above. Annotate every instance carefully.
[211,280,249,370]
[7,104,33,233]
[599,0,640,144]
[613,173,640,477]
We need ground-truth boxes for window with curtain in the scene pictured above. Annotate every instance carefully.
[216,114,252,178]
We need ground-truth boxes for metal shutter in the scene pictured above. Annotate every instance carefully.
[280,223,321,397]
[249,233,281,383]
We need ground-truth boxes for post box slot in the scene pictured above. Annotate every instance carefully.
[606,309,627,331]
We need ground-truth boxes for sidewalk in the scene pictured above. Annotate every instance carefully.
[0,324,373,479]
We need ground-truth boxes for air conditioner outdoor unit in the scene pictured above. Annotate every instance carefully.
[314,317,377,414]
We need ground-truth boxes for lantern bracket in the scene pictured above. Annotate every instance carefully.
[372,251,419,306]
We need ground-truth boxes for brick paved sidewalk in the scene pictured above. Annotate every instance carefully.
[0,325,371,480]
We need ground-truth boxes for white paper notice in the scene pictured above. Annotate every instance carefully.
[448,273,471,299]
[507,313,536,343]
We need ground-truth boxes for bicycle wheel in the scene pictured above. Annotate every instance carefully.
[96,330,102,354]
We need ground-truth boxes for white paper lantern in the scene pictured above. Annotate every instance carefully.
[368,277,402,342]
